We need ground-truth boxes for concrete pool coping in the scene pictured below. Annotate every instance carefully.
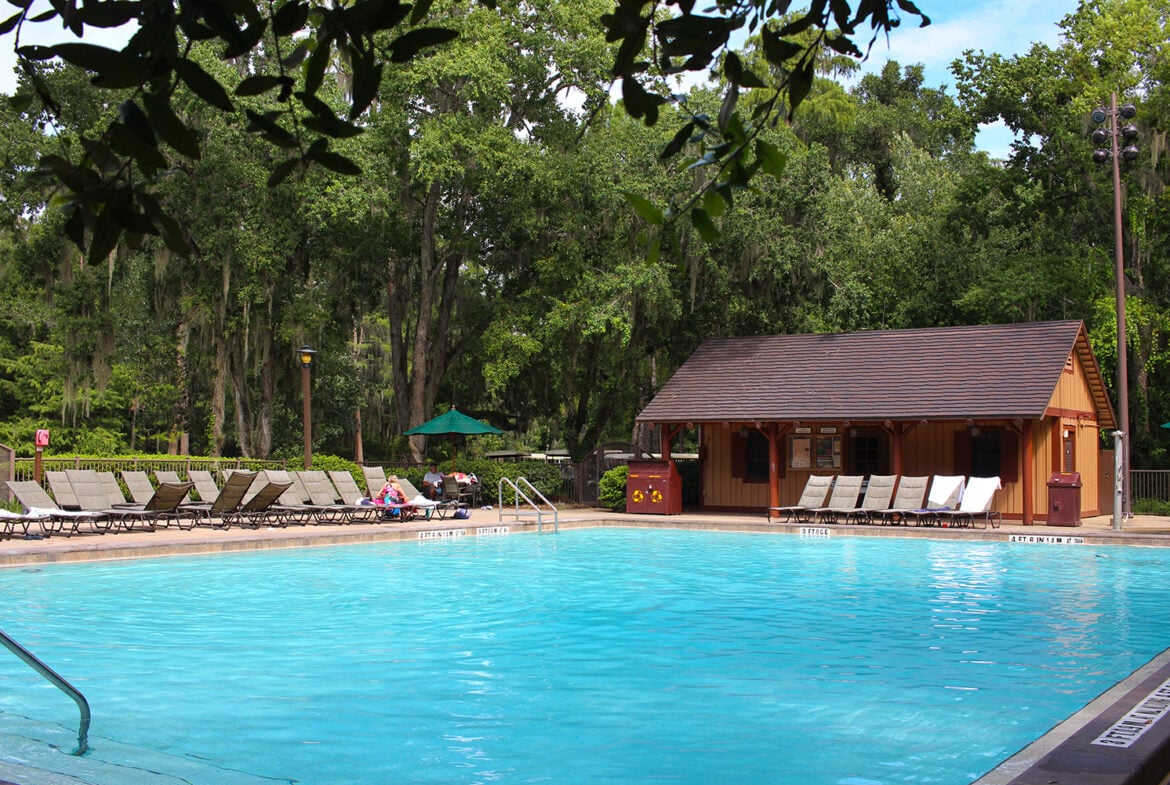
[2,508,1170,785]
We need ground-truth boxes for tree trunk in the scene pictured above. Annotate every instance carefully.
[247,321,276,459]
[211,342,228,457]
[172,318,190,455]
[230,342,254,457]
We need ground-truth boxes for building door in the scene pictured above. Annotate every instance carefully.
[1062,427,1076,473]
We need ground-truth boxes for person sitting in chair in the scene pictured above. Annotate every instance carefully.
[422,462,444,500]
[377,477,406,505]
[376,477,410,520]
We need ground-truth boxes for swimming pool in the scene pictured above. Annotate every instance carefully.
[1,529,1169,785]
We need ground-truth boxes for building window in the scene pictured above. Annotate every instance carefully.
[745,431,769,481]
[954,427,1018,482]
[971,430,1001,477]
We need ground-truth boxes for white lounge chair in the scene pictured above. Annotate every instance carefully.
[936,476,1002,529]
[903,475,966,526]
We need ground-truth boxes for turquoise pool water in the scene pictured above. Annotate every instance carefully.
[2,529,1169,785]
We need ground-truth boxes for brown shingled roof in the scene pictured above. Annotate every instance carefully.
[637,321,1116,428]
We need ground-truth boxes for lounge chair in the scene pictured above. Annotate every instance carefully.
[60,472,168,531]
[154,470,198,509]
[873,475,930,525]
[810,475,865,524]
[222,468,265,504]
[64,471,126,513]
[185,470,256,527]
[297,470,372,523]
[59,469,128,509]
[832,475,897,525]
[121,471,157,505]
[902,475,966,527]
[397,478,450,520]
[936,476,1002,529]
[328,470,368,505]
[364,476,423,522]
[187,470,223,503]
[326,471,385,522]
[0,508,46,539]
[6,480,111,537]
[94,471,137,507]
[767,475,834,522]
[307,470,379,522]
[103,482,197,531]
[361,466,388,499]
[442,475,476,506]
[44,470,81,510]
[222,479,294,529]
[255,469,320,525]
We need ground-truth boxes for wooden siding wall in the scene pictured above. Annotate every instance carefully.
[702,415,1105,520]
[1038,351,1105,518]
[700,425,780,509]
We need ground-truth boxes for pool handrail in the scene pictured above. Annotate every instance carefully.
[0,627,90,755]
[497,477,559,533]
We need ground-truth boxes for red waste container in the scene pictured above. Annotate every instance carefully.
[1046,472,1082,527]
[626,460,682,515]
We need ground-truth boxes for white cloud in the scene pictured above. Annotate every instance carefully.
[862,0,1077,89]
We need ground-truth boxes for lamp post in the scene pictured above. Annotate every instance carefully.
[1090,94,1138,531]
[298,346,317,470]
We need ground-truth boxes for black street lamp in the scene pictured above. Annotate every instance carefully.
[1090,94,1138,531]
[299,346,317,470]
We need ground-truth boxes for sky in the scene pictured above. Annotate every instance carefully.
[857,0,1079,156]
[0,0,1078,156]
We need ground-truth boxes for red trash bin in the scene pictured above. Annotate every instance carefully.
[626,460,682,515]
[1046,472,1082,527]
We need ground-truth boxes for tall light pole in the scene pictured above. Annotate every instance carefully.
[1090,94,1138,530]
[299,346,317,470]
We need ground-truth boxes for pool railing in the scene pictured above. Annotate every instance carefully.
[0,627,90,755]
[497,477,559,533]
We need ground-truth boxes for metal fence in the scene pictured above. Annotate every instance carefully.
[1131,470,1170,503]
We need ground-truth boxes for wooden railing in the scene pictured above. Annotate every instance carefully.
[1131,470,1170,503]
[10,456,286,484]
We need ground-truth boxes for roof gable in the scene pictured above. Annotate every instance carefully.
[637,321,1116,427]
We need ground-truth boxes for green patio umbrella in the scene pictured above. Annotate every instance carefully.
[404,407,504,470]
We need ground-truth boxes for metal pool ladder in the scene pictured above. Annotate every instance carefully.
[497,477,559,533]
[0,628,90,755]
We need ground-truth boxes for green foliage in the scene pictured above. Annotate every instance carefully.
[73,427,128,457]
[308,454,363,485]
[598,465,629,511]
[1132,497,1170,516]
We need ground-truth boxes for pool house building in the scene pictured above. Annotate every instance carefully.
[636,320,1116,524]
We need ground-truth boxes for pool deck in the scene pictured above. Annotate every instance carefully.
[3,507,1170,785]
[1,508,1169,568]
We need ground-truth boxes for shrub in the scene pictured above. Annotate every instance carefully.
[598,465,629,511]
[309,454,363,485]
[1132,498,1170,516]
